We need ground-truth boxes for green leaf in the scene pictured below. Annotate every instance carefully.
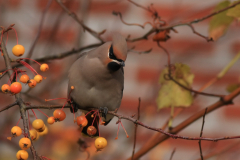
[227,2,240,20]
[156,63,194,109]
[209,1,234,40]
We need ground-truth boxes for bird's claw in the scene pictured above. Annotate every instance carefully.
[99,107,108,119]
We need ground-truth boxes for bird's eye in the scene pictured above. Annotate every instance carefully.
[109,45,117,60]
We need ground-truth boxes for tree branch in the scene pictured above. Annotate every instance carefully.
[55,0,104,43]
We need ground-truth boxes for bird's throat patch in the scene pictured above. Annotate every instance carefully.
[107,62,121,72]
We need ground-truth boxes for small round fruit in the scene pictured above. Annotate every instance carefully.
[10,82,22,94]
[28,79,37,88]
[19,137,31,150]
[38,126,48,136]
[12,44,25,57]
[1,84,10,93]
[32,119,45,132]
[87,126,97,136]
[16,150,29,160]
[95,137,107,150]
[53,109,66,121]
[40,63,49,72]
[47,116,55,124]
[76,116,88,127]
[11,126,22,137]
[34,75,42,83]
[29,129,38,141]
[20,75,30,83]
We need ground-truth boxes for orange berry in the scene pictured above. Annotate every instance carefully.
[40,63,49,72]
[20,75,30,83]
[16,150,29,160]
[34,75,42,83]
[38,126,48,136]
[12,44,25,57]
[76,116,88,127]
[10,82,22,94]
[28,79,37,88]
[87,126,97,136]
[32,119,45,132]
[95,137,107,150]
[29,129,38,141]
[47,116,55,124]
[53,109,66,121]
[1,84,10,93]
[19,137,31,150]
[11,126,22,137]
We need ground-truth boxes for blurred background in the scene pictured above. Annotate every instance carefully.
[0,0,240,159]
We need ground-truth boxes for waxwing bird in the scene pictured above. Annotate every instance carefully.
[68,33,128,136]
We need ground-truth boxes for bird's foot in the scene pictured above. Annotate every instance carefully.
[99,107,108,119]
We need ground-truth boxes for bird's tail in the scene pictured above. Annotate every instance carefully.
[81,112,99,137]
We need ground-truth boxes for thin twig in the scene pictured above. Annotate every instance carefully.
[27,0,53,59]
[112,11,152,29]
[132,98,141,160]
[169,148,176,160]
[0,42,102,73]
[0,101,18,112]
[128,85,240,160]
[198,108,208,160]
[157,42,225,98]
[26,86,240,142]
[55,0,104,42]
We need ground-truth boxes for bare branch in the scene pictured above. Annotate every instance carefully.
[128,85,240,159]
[112,11,152,29]
[27,0,53,59]
[198,108,208,160]
[0,101,18,112]
[55,0,104,42]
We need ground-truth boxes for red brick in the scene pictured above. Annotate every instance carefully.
[193,71,239,85]
[89,1,129,14]
[137,67,160,83]
[133,38,214,55]
[37,0,79,13]
[231,41,240,54]
[145,4,214,23]
[223,104,240,119]
[38,28,76,44]
[6,0,22,9]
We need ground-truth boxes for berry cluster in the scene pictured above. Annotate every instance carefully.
[1,27,49,95]
[75,111,108,151]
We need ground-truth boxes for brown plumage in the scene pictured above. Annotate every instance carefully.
[68,33,127,136]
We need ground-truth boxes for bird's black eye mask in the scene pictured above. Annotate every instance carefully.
[109,45,124,63]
